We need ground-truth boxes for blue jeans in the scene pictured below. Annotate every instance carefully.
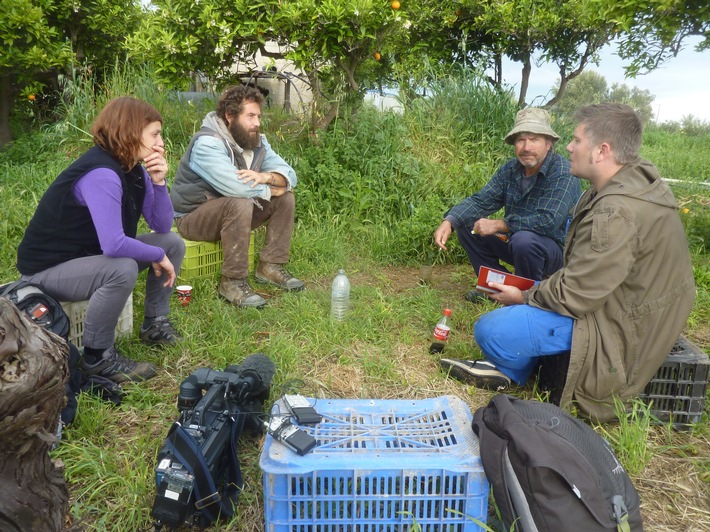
[474,305,574,384]
[455,227,563,281]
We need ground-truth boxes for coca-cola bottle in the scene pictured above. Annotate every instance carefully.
[429,308,452,354]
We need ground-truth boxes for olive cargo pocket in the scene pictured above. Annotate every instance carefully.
[590,211,610,252]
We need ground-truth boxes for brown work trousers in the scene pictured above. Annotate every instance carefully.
[174,193,295,279]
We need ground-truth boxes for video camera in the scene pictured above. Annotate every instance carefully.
[151,353,275,530]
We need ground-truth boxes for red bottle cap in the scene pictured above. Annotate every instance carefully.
[443,308,452,316]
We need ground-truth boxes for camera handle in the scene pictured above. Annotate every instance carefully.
[160,420,243,525]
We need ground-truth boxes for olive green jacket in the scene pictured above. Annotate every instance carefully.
[525,159,696,421]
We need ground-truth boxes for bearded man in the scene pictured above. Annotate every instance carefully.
[171,85,303,308]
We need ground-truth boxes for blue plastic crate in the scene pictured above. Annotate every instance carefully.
[260,395,488,531]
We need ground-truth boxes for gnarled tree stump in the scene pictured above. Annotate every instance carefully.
[0,297,69,531]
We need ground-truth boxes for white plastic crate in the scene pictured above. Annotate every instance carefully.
[260,395,489,531]
[61,294,133,346]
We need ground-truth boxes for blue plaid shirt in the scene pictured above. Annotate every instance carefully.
[444,151,581,247]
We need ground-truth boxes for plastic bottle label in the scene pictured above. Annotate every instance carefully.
[433,324,450,342]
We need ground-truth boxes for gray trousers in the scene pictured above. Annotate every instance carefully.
[175,193,295,279]
[21,231,185,350]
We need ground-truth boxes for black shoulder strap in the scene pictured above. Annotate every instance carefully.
[163,419,243,526]
[0,280,28,298]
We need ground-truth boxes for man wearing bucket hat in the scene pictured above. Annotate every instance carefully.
[440,104,695,423]
[434,108,581,301]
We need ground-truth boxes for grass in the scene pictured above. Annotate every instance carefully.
[1,65,709,530]
[596,397,655,476]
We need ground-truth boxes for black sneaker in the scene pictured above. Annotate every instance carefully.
[82,346,156,384]
[439,358,511,391]
[140,316,181,346]
[465,290,489,303]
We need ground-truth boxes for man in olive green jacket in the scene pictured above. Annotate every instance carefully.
[440,103,696,421]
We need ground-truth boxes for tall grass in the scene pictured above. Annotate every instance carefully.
[0,64,708,530]
[642,125,710,183]
[597,397,654,476]
[404,67,519,197]
[47,63,212,160]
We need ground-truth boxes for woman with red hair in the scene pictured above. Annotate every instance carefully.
[17,97,185,384]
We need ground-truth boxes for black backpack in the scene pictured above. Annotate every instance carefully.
[1,280,80,425]
[1,280,70,339]
[472,394,643,532]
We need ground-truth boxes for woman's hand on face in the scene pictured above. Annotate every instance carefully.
[144,146,168,185]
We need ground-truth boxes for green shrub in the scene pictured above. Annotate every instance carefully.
[293,105,420,227]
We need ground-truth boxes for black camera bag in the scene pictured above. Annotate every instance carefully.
[158,420,243,528]
[472,394,643,532]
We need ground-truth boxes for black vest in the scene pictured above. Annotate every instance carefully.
[17,146,146,275]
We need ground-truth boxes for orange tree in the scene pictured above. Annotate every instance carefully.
[1,0,143,145]
[270,0,412,129]
[127,0,412,130]
[601,0,709,75]
[120,0,710,130]
[0,0,71,144]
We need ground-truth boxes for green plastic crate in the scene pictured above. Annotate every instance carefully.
[177,232,254,282]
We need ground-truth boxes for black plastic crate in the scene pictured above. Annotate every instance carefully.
[639,336,709,430]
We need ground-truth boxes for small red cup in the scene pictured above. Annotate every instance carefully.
[176,285,192,306]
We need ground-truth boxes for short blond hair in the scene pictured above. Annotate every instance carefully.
[574,103,642,164]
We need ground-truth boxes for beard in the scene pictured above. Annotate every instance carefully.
[519,153,543,169]
[228,120,261,150]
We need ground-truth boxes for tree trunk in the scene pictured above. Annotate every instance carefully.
[0,73,14,146]
[305,70,340,131]
[518,54,532,108]
[0,298,69,531]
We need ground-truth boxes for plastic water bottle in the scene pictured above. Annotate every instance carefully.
[330,269,350,321]
[429,308,452,354]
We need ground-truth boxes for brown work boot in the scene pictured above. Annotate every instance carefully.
[219,276,267,308]
[255,262,305,291]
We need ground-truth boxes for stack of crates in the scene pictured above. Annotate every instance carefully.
[260,395,489,531]
[639,335,709,430]
[177,232,255,283]
[61,294,133,347]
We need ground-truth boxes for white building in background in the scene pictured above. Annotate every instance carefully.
[364,91,403,113]
[188,42,403,115]
[236,42,313,113]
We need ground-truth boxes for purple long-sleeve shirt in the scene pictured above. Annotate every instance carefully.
[73,167,173,263]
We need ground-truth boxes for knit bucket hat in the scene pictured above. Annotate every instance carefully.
[504,108,560,145]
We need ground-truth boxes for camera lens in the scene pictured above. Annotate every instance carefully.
[177,376,201,412]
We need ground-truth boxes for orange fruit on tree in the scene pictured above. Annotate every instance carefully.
[374,52,382,61]
[28,94,36,101]
[391,0,400,9]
